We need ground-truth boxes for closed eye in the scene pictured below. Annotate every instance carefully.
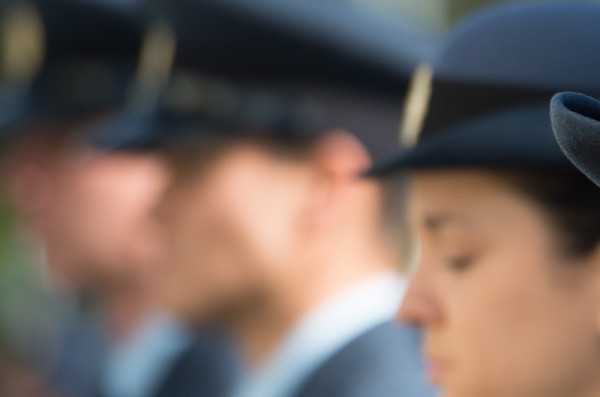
[446,255,475,272]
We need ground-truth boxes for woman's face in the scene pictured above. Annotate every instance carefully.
[400,170,600,397]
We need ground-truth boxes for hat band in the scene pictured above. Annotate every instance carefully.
[421,78,598,140]
[159,72,327,137]
[33,59,136,115]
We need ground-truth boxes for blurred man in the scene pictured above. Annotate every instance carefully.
[1,1,237,396]
[158,126,428,397]
[6,124,236,397]
[94,1,437,396]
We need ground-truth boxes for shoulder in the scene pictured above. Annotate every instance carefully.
[153,335,240,397]
[293,321,435,397]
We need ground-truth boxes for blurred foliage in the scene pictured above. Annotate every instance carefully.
[0,194,17,351]
[0,193,65,373]
[449,0,509,23]
[352,0,600,30]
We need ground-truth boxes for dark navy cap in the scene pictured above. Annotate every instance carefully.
[0,0,144,144]
[165,0,433,93]
[88,0,438,161]
[551,92,600,186]
[369,3,600,175]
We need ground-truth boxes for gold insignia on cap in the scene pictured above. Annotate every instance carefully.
[0,1,45,85]
[130,19,176,108]
[399,63,433,148]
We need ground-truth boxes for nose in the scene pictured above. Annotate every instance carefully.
[397,264,442,327]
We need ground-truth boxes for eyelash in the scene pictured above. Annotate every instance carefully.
[446,255,475,272]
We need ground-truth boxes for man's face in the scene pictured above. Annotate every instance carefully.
[158,140,318,327]
[20,147,170,291]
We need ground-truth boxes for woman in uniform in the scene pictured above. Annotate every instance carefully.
[372,4,600,397]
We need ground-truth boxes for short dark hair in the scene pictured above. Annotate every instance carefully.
[499,169,600,259]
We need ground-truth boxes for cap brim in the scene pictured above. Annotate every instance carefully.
[369,103,573,176]
[551,92,600,187]
[86,109,162,151]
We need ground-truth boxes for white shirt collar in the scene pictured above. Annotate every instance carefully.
[233,271,406,397]
[103,312,192,397]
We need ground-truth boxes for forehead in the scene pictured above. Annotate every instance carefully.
[168,140,264,179]
[407,169,543,235]
[409,169,501,211]
[168,135,314,179]
[166,140,311,205]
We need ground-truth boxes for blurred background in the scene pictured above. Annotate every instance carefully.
[350,0,600,30]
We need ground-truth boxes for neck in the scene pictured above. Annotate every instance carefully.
[96,276,159,342]
[233,244,397,369]
[233,297,301,369]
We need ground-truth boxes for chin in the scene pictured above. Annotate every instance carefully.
[439,383,494,397]
[440,389,468,397]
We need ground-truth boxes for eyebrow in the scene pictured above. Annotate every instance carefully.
[423,213,474,232]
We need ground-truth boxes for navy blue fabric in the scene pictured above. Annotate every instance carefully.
[369,3,600,175]
[50,310,107,397]
[152,335,240,397]
[292,321,435,397]
[437,4,600,90]
[53,326,238,397]
[0,0,143,142]
[371,103,575,175]
[551,92,600,187]
[89,0,437,152]
[165,0,434,92]
[50,305,239,397]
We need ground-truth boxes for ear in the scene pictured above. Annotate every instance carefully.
[304,129,374,234]
[312,129,372,180]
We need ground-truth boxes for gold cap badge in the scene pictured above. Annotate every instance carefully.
[399,63,433,148]
[0,1,45,85]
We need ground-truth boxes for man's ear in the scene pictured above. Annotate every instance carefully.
[312,129,372,179]
[303,129,373,234]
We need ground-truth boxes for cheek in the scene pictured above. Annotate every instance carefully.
[161,193,207,317]
[218,164,311,277]
[48,162,166,283]
[162,186,256,319]
[440,248,599,396]
[34,169,93,273]
[64,169,159,259]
